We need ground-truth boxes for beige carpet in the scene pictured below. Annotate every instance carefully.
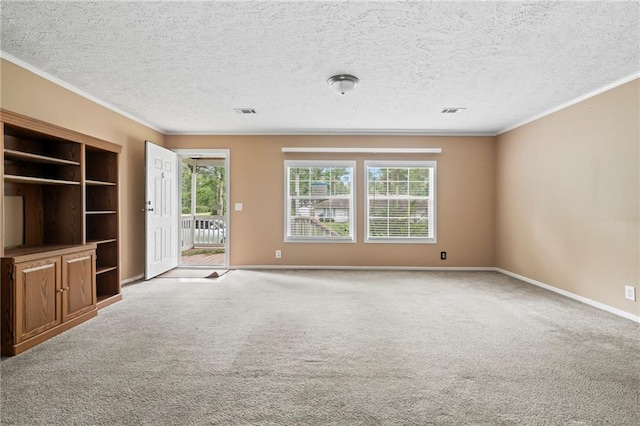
[157,268,229,278]
[1,270,638,425]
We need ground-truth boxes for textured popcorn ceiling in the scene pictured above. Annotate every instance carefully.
[1,1,639,134]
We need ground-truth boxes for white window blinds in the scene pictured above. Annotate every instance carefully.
[365,161,436,243]
[285,161,355,242]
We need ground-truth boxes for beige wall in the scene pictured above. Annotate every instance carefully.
[496,79,640,316]
[166,135,496,267]
[3,58,637,318]
[1,59,166,280]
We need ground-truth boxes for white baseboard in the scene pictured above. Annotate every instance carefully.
[121,274,144,285]
[496,268,640,323]
[232,265,497,272]
[130,263,638,323]
[234,265,639,323]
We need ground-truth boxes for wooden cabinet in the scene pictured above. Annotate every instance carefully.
[13,256,62,344]
[62,250,97,322]
[1,109,122,355]
[1,245,97,356]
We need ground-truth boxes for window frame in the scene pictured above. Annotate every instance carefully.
[364,160,437,244]
[284,160,356,243]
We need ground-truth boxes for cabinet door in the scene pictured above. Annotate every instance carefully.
[14,257,62,343]
[62,250,96,322]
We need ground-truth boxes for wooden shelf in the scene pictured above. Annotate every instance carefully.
[4,149,80,166]
[2,111,122,355]
[96,293,123,310]
[4,174,80,185]
[96,265,118,275]
[87,238,117,245]
[85,179,116,186]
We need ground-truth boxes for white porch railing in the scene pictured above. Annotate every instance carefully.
[181,214,226,250]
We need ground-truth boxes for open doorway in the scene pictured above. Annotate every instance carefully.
[176,150,230,269]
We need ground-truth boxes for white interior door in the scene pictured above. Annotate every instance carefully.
[145,141,178,279]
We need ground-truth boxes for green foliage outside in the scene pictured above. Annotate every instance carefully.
[368,167,430,197]
[326,222,350,236]
[182,162,226,215]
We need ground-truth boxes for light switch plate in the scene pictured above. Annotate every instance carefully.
[235,203,243,211]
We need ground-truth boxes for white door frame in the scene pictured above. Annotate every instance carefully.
[173,149,230,269]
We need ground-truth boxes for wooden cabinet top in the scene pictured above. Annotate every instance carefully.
[3,244,97,263]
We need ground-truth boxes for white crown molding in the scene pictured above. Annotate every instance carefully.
[164,129,496,136]
[0,51,165,134]
[498,71,640,135]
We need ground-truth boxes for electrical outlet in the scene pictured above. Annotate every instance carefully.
[440,251,447,260]
[625,285,636,301]
[275,250,282,259]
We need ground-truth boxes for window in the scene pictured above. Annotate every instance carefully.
[285,161,355,242]
[365,161,436,243]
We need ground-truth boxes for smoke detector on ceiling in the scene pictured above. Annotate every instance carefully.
[441,107,467,114]
[328,74,359,95]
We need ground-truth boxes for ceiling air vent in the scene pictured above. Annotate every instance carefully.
[441,107,467,114]
[233,108,257,114]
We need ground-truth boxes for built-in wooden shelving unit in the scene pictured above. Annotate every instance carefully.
[85,145,120,309]
[1,109,123,354]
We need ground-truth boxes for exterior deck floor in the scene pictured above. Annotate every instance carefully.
[180,252,225,266]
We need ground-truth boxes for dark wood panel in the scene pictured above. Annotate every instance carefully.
[86,213,117,241]
[85,148,118,184]
[4,159,80,183]
[96,241,118,269]
[43,186,82,245]
[86,185,117,212]
[3,133,81,163]
[96,269,120,298]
